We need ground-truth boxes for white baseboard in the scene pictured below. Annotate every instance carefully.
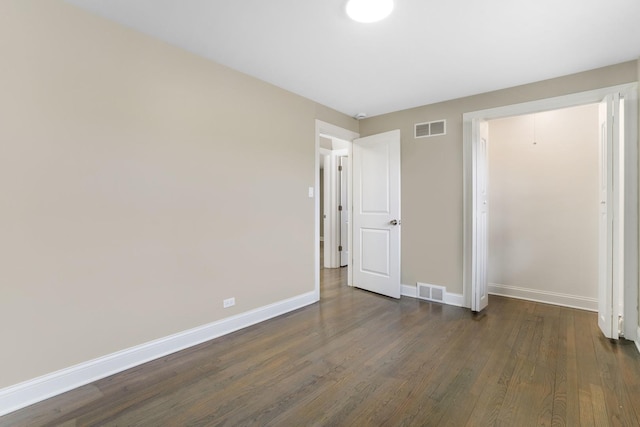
[401,284,464,307]
[488,283,597,312]
[401,284,418,298]
[443,291,465,307]
[0,291,317,417]
[636,326,640,355]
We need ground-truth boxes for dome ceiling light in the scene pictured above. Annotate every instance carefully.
[346,0,394,23]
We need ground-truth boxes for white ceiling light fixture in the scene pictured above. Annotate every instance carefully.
[346,0,394,23]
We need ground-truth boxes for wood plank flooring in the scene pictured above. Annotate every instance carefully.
[2,265,640,426]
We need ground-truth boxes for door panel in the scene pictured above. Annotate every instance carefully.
[598,95,618,339]
[472,121,489,311]
[361,229,390,275]
[360,147,390,213]
[353,130,401,298]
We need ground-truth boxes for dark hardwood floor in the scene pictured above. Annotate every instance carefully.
[3,262,640,426]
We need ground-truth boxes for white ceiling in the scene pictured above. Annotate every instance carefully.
[66,0,640,118]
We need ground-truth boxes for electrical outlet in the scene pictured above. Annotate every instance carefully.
[223,297,235,308]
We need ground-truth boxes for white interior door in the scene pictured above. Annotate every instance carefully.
[339,156,349,267]
[322,153,332,268]
[598,94,618,339]
[620,88,638,341]
[323,149,348,269]
[472,120,489,312]
[352,130,401,298]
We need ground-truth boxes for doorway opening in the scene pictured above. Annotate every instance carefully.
[463,83,638,341]
[315,121,359,300]
[319,136,349,270]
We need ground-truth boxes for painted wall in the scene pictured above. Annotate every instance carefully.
[0,0,356,389]
[359,61,637,295]
[487,105,599,303]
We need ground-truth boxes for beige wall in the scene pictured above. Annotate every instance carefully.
[316,105,359,134]
[0,1,356,388]
[359,61,637,294]
[487,105,599,299]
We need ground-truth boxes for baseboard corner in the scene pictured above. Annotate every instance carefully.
[401,283,417,298]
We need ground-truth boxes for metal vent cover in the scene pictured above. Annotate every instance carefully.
[415,120,446,138]
[418,284,431,299]
[417,283,445,303]
[415,123,431,138]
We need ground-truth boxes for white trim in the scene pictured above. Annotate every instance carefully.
[443,292,465,307]
[401,284,464,307]
[621,86,638,340]
[0,291,317,417]
[401,284,418,297]
[488,283,598,312]
[462,83,638,122]
[636,326,640,354]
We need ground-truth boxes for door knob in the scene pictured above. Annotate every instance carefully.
[390,219,400,226]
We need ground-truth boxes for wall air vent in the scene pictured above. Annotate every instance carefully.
[417,282,445,303]
[415,120,446,138]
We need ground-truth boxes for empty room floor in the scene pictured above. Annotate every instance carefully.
[3,267,640,426]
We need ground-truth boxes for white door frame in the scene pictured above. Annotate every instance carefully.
[315,120,359,300]
[462,83,638,339]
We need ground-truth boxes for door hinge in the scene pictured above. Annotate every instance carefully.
[338,245,343,251]
[338,205,343,211]
[338,165,343,171]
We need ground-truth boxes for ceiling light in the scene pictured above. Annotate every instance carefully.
[346,0,394,23]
